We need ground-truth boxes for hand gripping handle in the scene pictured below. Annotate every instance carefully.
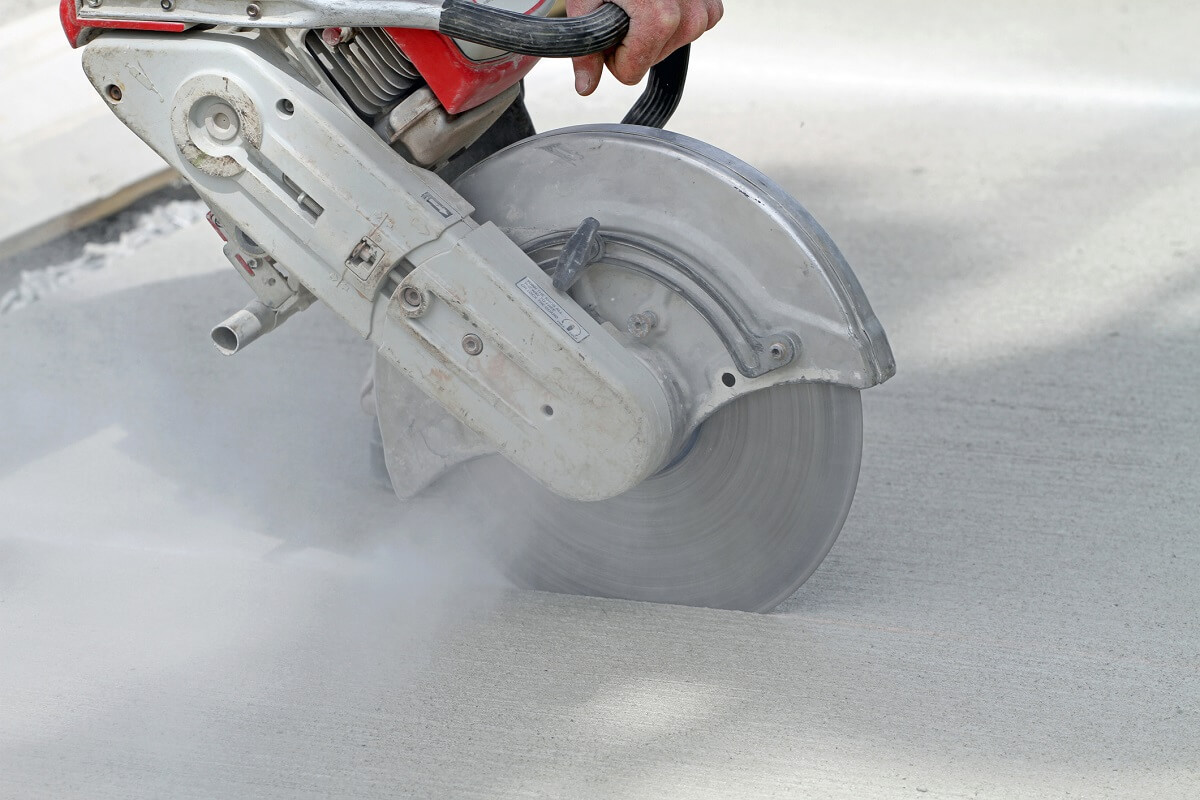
[439,0,630,57]
[438,0,688,128]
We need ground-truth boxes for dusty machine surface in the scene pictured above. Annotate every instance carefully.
[62,0,894,611]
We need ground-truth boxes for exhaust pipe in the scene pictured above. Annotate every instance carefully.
[211,299,306,355]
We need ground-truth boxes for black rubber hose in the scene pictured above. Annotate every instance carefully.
[439,0,689,129]
[622,44,689,128]
[439,0,629,58]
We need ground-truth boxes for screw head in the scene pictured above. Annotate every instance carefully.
[84,0,101,7]
[245,3,261,19]
[160,0,174,10]
[461,333,484,356]
[768,341,789,361]
[400,286,423,309]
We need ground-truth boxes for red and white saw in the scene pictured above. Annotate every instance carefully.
[63,0,895,611]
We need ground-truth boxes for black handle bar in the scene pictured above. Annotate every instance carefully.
[439,0,631,58]
[438,0,688,129]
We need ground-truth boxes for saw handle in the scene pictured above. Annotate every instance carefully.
[439,0,630,58]
[438,0,688,128]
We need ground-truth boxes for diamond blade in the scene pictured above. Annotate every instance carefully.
[449,382,862,612]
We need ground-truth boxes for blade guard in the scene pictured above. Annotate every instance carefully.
[378,126,896,497]
[451,126,897,393]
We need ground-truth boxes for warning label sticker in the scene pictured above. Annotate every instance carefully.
[516,277,590,343]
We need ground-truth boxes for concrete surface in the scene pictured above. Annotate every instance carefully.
[0,4,174,259]
[1,1,1198,798]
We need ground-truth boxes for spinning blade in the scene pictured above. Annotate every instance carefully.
[453,382,862,612]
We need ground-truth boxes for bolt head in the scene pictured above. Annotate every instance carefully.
[84,0,101,7]
[245,3,261,18]
[321,27,344,47]
[462,334,484,356]
[401,286,423,309]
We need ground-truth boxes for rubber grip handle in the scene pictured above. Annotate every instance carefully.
[622,43,688,128]
[439,0,630,57]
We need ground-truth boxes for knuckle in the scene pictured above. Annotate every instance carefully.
[708,1,724,28]
[681,6,708,40]
[652,5,682,33]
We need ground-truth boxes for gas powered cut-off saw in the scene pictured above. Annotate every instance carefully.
[63,0,894,611]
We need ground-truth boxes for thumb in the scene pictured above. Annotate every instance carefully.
[573,53,604,96]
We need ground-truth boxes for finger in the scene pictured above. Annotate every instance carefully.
[566,0,609,94]
[607,0,681,85]
[661,1,710,55]
[572,53,605,95]
[705,0,724,30]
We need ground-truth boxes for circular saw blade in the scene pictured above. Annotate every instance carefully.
[451,382,862,612]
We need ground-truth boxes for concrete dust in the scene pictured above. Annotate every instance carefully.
[0,219,520,785]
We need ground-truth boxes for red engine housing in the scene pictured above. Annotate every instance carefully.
[386,28,541,115]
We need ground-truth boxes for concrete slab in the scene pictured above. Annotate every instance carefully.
[0,6,174,260]
[1,2,1198,798]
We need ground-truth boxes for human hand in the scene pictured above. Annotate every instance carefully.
[566,0,724,95]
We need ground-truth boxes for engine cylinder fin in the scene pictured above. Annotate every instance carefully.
[305,28,419,119]
[347,40,406,96]
[331,46,393,107]
[357,29,420,81]
[309,43,378,116]
[361,28,420,78]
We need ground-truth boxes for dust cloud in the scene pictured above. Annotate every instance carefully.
[0,213,527,747]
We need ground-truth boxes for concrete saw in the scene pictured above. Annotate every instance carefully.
[66,0,894,610]
[375,126,888,611]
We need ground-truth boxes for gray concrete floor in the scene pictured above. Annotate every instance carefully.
[2,2,1198,798]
